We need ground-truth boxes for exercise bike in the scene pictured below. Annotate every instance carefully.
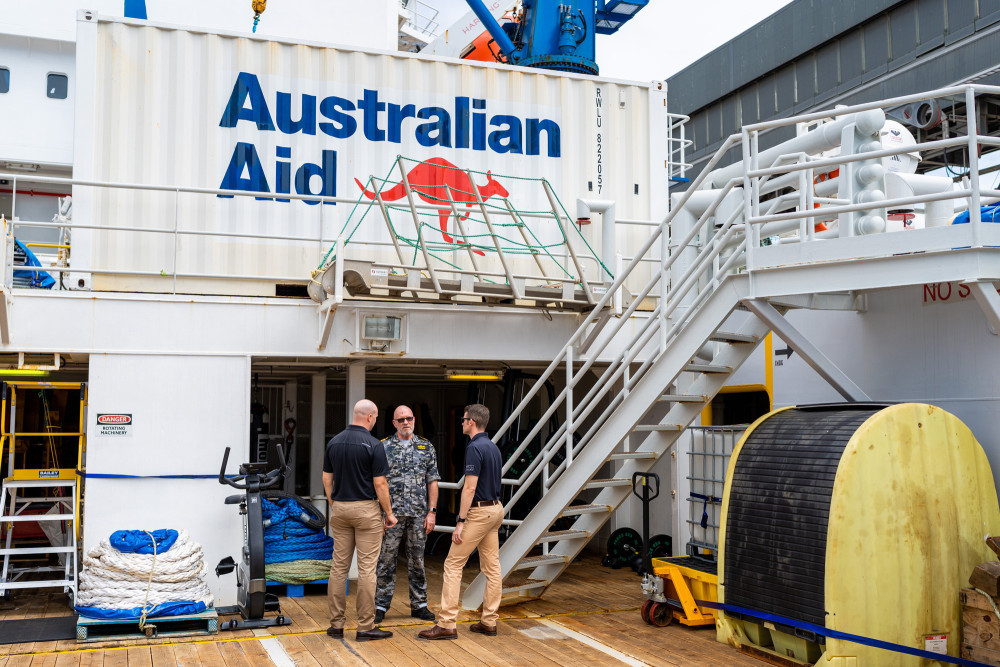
[215,444,292,630]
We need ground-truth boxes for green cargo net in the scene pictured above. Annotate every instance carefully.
[315,156,611,284]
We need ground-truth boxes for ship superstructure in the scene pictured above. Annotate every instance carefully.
[2,3,1000,664]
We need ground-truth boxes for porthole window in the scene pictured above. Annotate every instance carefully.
[0,68,9,94]
[46,73,67,99]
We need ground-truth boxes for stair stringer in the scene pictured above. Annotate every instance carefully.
[460,274,754,608]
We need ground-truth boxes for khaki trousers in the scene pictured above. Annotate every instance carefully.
[328,499,383,631]
[438,503,504,629]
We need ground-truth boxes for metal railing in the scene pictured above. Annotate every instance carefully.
[0,172,622,300]
[309,157,618,308]
[667,112,693,184]
[400,0,441,37]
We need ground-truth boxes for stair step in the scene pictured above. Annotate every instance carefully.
[0,514,73,522]
[633,424,683,433]
[536,529,589,545]
[0,580,74,590]
[6,565,67,575]
[0,546,75,555]
[1,480,76,488]
[658,393,706,403]
[559,504,612,517]
[513,554,569,570]
[608,451,657,461]
[502,577,547,594]
[709,331,758,344]
[683,363,732,374]
[584,478,632,490]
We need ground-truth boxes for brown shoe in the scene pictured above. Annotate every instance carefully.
[326,626,344,638]
[470,622,497,636]
[418,625,458,640]
[356,627,393,641]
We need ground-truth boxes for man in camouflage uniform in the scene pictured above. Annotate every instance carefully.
[374,404,440,624]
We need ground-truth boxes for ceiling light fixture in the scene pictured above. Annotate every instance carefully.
[446,369,504,381]
[2,162,40,172]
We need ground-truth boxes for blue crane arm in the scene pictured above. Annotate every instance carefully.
[463,0,520,62]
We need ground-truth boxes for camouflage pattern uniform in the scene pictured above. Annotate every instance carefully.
[374,433,441,612]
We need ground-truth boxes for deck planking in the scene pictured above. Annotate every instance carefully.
[0,555,762,666]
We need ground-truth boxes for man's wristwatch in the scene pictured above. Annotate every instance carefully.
[429,508,436,513]
[456,517,467,523]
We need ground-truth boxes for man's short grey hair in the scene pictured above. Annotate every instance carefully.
[464,403,490,430]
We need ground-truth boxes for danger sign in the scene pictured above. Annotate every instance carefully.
[97,413,132,437]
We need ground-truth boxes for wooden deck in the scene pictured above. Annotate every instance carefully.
[0,555,762,666]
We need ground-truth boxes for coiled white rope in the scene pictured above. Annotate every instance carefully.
[76,530,214,612]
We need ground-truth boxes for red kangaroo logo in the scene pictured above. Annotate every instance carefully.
[355,158,510,256]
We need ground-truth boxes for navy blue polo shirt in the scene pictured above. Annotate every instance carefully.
[323,425,389,501]
[464,432,502,502]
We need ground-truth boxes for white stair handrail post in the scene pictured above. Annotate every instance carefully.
[565,346,574,468]
[966,85,983,248]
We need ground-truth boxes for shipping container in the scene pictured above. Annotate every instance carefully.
[71,14,667,297]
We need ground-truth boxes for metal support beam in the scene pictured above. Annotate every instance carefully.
[967,280,1000,335]
[283,380,297,494]
[317,297,339,351]
[309,372,327,498]
[0,217,13,345]
[742,298,870,401]
[347,361,366,423]
[316,237,344,351]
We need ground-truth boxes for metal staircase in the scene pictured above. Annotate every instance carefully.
[457,84,1000,607]
[454,135,763,604]
[495,277,770,602]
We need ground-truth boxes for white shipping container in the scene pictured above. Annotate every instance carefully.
[72,15,666,297]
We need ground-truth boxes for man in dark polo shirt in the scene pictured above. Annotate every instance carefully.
[323,399,398,642]
[419,403,503,640]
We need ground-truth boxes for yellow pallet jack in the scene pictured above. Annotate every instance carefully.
[641,556,719,627]
[633,472,720,627]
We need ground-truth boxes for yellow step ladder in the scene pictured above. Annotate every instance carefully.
[0,381,86,600]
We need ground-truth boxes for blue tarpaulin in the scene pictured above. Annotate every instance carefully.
[109,529,179,554]
[13,239,55,289]
[953,204,1000,225]
[76,600,207,620]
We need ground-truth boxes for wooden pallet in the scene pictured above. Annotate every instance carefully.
[76,609,218,642]
[962,587,1000,665]
[339,260,600,312]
